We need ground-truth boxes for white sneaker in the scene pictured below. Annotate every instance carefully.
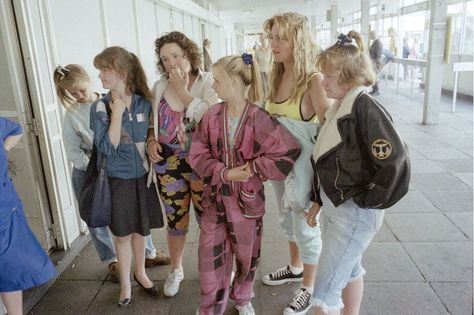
[235,302,255,315]
[163,269,184,297]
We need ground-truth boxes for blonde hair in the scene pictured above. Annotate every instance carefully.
[264,12,317,103]
[93,46,152,102]
[212,55,263,103]
[53,64,90,110]
[316,31,376,87]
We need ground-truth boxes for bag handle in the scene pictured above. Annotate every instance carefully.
[96,96,113,169]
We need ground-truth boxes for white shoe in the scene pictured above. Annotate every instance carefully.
[163,269,184,297]
[236,302,255,315]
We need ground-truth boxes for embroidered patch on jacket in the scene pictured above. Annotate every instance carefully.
[371,139,392,160]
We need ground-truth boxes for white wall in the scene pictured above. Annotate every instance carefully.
[49,0,225,92]
[442,55,473,96]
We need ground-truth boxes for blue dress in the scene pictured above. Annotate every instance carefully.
[0,117,56,292]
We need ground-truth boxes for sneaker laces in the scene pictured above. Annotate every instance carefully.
[166,271,182,286]
[166,272,176,285]
[269,267,291,279]
[288,289,311,310]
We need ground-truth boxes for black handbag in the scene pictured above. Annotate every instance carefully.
[78,100,112,228]
[79,146,111,227]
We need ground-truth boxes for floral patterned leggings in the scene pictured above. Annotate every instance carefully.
[154,153,203,236]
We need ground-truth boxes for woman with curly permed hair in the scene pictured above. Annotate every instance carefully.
[262,12,333,315]
[146,31,218,298]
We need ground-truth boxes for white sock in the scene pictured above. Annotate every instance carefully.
[288,264,303,275]
[173,267,184,274]
[301,285,313,294]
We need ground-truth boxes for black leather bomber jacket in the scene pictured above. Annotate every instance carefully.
[311,92,410,209]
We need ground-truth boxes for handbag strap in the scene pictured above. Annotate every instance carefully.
[97,96,113,169]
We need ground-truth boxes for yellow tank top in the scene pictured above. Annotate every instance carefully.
[265,73,317,122]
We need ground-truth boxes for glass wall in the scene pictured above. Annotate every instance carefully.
[316,28,331,50]
[399,10,428,59]
[448,0,474,56]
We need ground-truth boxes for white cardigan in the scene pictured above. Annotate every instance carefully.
[147,71,218,187]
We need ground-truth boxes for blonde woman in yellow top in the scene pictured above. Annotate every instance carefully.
[262,12,332,315]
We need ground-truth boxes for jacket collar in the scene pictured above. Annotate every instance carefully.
[313,86,367,162]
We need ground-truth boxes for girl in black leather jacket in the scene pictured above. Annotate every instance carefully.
[307,31,410,315]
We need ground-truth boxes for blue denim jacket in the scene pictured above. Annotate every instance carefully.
[90,93,150,179]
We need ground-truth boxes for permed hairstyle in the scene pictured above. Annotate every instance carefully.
[154,31,202,77]
[212,55,263,104]
[93,46,152,102]
[316,31,376,87]
[263,12,318,103]
[53,64,90,110]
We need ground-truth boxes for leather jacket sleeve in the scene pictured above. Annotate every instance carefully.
[353,97,410,209]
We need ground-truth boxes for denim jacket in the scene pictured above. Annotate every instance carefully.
[90,93,150,179]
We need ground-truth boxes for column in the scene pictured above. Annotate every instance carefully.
[422,0,447,124]
[361,0,370,47]
[330,5,338,43]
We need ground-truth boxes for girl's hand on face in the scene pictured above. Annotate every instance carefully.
[306,202,321,227]
[168,66,189,91]
[227,162,253,182]
[148,141,164,163]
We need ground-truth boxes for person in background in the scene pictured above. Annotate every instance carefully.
[203,38,213,72]
[368,30,383,95]
[91,46,164,306]
[190,53,301,315]
[53,64,170,285]
[0,117,56,315]
[254,33,272,99]
[387,27,397,56]
[402,38,410,80]
[263,12,332,315]
[409,36,420,59]
[309,30,409,315]
[147,31,218,298]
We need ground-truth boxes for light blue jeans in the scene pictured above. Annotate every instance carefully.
[72,168,157,264]
[312,189,384,313]
[270,180,322,265]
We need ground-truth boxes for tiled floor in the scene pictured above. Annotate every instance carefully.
[28,82,473,315]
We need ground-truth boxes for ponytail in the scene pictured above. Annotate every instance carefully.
[128,53,153,102]
[347,30,366,53]
[212,54,264,104]
[53,64,90,110]
[246,54,263,103]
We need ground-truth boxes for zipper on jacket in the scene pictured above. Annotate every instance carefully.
[334,157,344,200]
[129,107,138,177]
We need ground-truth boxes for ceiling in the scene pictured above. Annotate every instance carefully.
[203,0,366,34]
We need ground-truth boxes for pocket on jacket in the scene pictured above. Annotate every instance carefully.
[237,176,265,219]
